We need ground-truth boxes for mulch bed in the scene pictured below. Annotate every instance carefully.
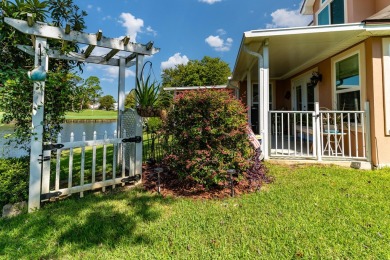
[142,150,272,199]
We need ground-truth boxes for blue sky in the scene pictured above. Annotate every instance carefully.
[74,0,311,99]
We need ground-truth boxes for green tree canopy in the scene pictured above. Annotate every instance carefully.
[0,0,87,147]
[161,56,231,88]
[99,95,115,111]
[125,89,136,109]
[81,76,102,109]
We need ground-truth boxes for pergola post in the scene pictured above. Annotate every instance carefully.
[28,37,48,212]
[135,54,144,178]
[117,58,126,164]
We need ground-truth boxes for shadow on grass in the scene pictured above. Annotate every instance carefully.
[0,188,172,258]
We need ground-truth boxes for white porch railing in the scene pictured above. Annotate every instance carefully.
[268,102,370,161]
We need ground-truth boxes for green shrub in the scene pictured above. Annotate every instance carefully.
[163,89,253,187]
[0,157,29,208]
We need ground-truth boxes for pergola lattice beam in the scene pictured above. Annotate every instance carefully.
[104,49,120,61]
[83,45,95,58]
[17,45,136,67]
[5,17,160,55]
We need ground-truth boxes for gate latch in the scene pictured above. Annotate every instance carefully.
[122,136,142,143]
[43,143,64,151]
[38,155,51,163]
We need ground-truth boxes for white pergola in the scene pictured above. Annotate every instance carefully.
[5,15,160,211]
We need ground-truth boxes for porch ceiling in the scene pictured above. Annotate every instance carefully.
[232,23,374,82]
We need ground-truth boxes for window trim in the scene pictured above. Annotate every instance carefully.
[331,44,366,112]
[291,69,319,111]
[316,0,346,26]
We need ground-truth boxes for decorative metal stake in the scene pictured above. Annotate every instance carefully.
[227,169,236,197]
[155,167,163,194]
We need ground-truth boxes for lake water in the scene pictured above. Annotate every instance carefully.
[0,122,117,158]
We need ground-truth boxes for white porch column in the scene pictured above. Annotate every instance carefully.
[28,37,48,212]
[258,57,264,157]
[246,71,252,125]
[262,40,269,160]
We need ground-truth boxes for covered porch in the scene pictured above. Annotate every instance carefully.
[231,23,386,165]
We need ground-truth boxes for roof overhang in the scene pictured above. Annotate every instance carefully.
[300,0,315,15]
[232,23,390,82]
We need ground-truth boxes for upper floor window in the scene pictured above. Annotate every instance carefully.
[317,0,345,25]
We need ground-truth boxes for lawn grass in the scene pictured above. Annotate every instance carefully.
[65,109,117,120]
[1,163,390,259]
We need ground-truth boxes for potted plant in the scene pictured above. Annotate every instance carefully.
[135,75,161,117]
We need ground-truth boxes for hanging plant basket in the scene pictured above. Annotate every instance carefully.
[136,106,162,117]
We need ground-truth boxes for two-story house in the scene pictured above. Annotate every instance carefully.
[232,0,390,168]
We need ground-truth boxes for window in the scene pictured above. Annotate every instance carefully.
[317,0,344,25]
[318,6,330,25]
[252,83,273,108]
[252,84,258,104]
[269,84,273,110]
[335,53,360,111]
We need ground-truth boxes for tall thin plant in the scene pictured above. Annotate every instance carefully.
[135,75,160,108]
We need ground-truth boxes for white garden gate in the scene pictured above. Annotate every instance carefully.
[40,109,142,201]
[5,15,159,211]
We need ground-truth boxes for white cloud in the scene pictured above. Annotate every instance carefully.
[101,78,115,83]
[199,0,222,4]
[96,6,101,12]
[104,67,135,78]
[102,15,112,21]
[87,4,93,9]
[216,28,226,35]
[205,35,233,52]
[266,8,312,28]
[146,26,157,36]
[161,53,189,70]
[119,12,144,42]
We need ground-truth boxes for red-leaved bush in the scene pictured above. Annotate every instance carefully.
[162,89,253,187]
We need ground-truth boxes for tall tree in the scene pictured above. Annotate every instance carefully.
[0,0,87,147]
[99,95,115,111]
[161,56,231,88]
[125,89,136,109]
[80,76,102,110]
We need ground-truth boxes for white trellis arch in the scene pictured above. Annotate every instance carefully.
[5,15,160,211]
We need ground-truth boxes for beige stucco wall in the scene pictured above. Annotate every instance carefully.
[365,37,390,166]
[347,0,375,23]
[375,0,390,12]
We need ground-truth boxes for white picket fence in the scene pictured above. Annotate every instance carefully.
[40,129,142,201]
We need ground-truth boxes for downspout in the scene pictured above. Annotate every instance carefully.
[243,45,266,158]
